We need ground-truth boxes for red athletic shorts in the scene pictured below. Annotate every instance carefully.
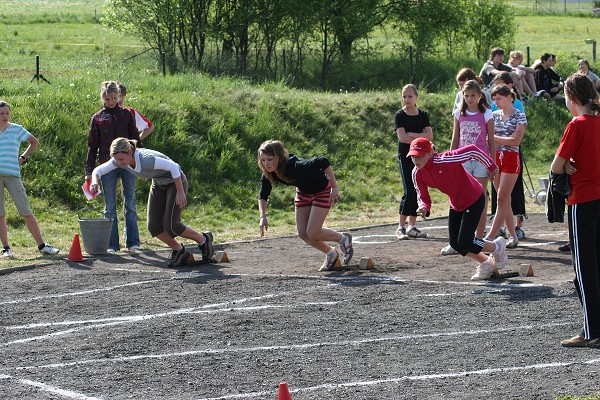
[496,151,521,174]
[294,185,332,208]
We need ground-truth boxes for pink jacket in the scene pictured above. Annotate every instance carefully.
[412,144,497,215]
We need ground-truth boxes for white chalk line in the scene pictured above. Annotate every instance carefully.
[6,301,340,330]
[1,284,338,346]
[196,357,600,400]
[5,321,572,374]
[0,277,175,306]
[0,373,100,399]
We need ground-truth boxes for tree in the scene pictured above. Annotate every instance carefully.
[466,0,515,60]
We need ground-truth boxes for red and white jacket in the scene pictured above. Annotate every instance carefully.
[412,144,497,216]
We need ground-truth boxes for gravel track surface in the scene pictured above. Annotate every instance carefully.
[1,213,598,399]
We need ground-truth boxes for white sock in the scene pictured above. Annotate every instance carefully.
[407,225,416,231]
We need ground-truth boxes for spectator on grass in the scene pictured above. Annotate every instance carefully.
[479,48,523,95]
[490,72,527,241]
[534,53,564,100]
[394,84,433,240]
[117,82,155,144]
[0,101,60,258]
[90,138,215,268]
[552,73,600,348]
[85,80,141,253]
[409,137,505,281]
[577,59,600,91]
[508,50,538,97]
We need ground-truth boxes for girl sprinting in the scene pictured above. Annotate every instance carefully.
[90,138,214,267]
[409,137,506,281]
[257,140,353,271]
[552,73,600,348]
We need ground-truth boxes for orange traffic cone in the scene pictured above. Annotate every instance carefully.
[67,234,84,262]
[277,382,292,400]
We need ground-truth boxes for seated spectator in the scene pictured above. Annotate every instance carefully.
[479,48,521,91]
[534,53,564,100]
[508,50,537,97]
[577,59,600,90]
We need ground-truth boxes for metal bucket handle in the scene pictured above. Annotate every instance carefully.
[78,207,109,221]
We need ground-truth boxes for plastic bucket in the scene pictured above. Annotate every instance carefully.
[78,208,112,255]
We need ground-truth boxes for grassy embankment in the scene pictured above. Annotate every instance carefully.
[0,2,581,269]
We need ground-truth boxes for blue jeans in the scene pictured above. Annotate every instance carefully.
[101,168,140,250]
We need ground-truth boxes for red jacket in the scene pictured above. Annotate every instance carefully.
[413,145,497,215]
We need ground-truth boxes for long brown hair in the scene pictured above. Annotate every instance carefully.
[460,80,490,115]
[257,140,293,184]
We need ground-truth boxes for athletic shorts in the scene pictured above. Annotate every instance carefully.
[496,151,520,174]
[294,185,332,209]
[0,175,33,217]
[462,160,489,178]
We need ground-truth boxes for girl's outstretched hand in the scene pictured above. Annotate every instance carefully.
[259,216,268,236]
[416,207,428,219]
[489,167,499,181]
[330,186,341,204]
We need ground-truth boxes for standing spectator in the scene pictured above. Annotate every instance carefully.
[394,84,433,240]
[577,59,600,91]
[117,82,155,143]
[534,53,564,100]
[441,80,495,256]
[85,80,141,253]
[552,73,600,348]
[485,84,527,248]
[0,101,59,257]
[508,50,537,97]
[490,72,527,241]
[90,138,214,267]
[256,140,353,271]
[409,138,505,281]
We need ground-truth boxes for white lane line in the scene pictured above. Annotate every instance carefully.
[0,278,175,305]
[6,301,340,330]
[518,241,557,247]
[8,321,571,373]
[0,373,101,399]
[196,358,600,400]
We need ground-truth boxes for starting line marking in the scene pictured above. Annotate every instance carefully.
[0,374,100,400]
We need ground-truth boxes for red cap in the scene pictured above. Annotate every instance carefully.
[407,137,432,157]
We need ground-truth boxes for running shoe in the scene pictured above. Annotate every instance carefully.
[506,236,519,249]
[492,237,508,270]
[167,245,191,267]
[39,244,59,255]
[199,231,214,263]
[396,226,409,240]
[339,232,353,266]
[1,247,12,257]
[515,226,526,240]
[441,244,458,256]
[407,227,428,238]
[319,250,339,271]
[470,256,496,281]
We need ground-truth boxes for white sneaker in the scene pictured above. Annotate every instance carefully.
[1,247,12,257]
[128,245,142,251]
[506,236,519,249]
[471,256,496,281]
[407,227,428,238]
[441,244,458,255]
[492,237,508,270]
[319,250,339,271]
[396,226,409,240]
[107,248,118,254]
[39,244,59,255]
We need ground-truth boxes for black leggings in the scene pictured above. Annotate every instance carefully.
[147,178,188,238]
[448,194,486,256]
[398,153,418,216]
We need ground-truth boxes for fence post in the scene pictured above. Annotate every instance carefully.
[161,52,166,76]
[594,40,597,62]
[526,46,531,66]
[409,46,414,84]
